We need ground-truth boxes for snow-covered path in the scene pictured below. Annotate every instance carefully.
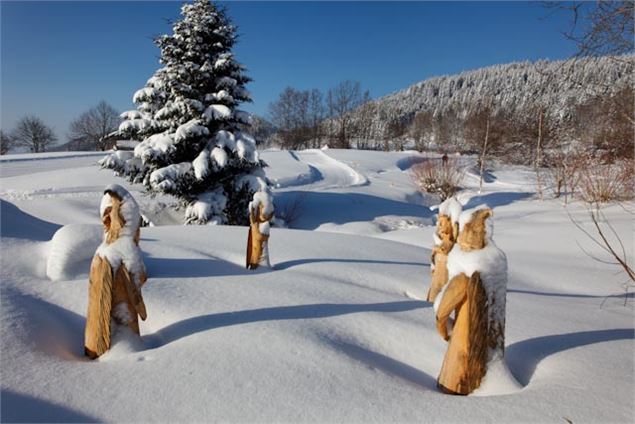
[291,149,368,190]
[264,149,432,232]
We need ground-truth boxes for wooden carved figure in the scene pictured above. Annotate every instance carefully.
[246,189,274,270]
[84,184,147,359]
[427,197,461,302]
[434,207,508,395]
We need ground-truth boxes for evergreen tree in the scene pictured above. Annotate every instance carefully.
[101,0,266,225]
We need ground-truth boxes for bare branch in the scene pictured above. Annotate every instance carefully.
[11,116,57,153]
[68,101,120,151]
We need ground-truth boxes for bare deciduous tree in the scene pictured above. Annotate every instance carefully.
[541,2,634,131]
[68,101,120,151]
[463,99,496,193]
[269,87,328,150]
[247,115,277,147]
[328,80,364,148]
[268,87,307,149]
[568,204,635,304]
[547,1,634,58]
[531,73,555,200]
[410,110,434,151]
[270,85,369,150]
[355,100,377,150]
[547,1,635,301]
[0,130,15,155]
[545,146,585,204]
[307,89,325,148]
[12,116,57,153]
[575,86,634,160]
[432,109,459,152]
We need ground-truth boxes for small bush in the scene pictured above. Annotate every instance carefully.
[410,157,465,201]
[545,149,587,202]
[275,192,306,227]
[578,157,634,203]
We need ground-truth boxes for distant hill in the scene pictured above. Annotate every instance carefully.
[360,55,632,126]
[342,55,634,158]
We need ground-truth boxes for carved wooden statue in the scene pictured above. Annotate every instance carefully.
[427,197,461,302]
[85,185,147,359]
[435,207,508,395]
[246,190,274,270]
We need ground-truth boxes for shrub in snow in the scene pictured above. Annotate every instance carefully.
[85,185,148,359]
[100,0,266,225]
[246,189,274,269]
[273,192,306,228]
[434,207,514,395]
[577,157,634,204]
[427,197,462,302]
[410,157,465,201]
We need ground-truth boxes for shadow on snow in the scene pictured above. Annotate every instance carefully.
[508,288,635,300]
[0,199,60,241]
[2,287,87,361]
[275,191,433,230]
[463,192,533,210]
[332,328,635,393]
[144,300,428,349]
[0,390,99,423]
[274,257,425,271]
[144,256,246,278]
[6,284,634,395]
[329,339,438,391]
[507,328,635,386]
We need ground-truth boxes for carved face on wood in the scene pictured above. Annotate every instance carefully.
[102,191,125,244]
[256,203,273,223]
[458,208,493,251]
[437,214,459,243]
[101,190,140,245]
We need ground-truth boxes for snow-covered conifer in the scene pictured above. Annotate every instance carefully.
[101,0,265,225]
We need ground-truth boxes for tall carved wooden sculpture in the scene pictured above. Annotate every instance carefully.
[427,197,462,302]
[85,184,147,359]
[246,189,274,270]
[434,207,508,395]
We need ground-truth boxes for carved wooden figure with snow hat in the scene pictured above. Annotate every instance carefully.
[84,184,147,359]
[246,189,274,270]
[434,207,508,395]
[427,197,462,303]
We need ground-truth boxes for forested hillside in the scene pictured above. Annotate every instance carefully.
[340,56,633,161]
[264,56,633,164]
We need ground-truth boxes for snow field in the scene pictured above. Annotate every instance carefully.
[0,149,633,422]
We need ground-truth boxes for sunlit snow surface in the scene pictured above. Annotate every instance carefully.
[0,149,633,422]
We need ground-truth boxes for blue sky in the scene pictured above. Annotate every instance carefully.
[1,1,576,142]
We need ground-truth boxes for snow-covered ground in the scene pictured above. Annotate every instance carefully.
[1,149,633,422]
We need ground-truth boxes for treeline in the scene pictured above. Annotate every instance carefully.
[1,117,57,154]
[1,101,121,154]
[265,56,634,165]
[266,81,370,150]
[349,56,634,163]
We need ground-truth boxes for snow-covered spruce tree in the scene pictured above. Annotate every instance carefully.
[101,0,266,225]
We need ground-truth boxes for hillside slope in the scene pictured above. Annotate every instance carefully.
[359,56,633,126]
[335,56,634,157]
